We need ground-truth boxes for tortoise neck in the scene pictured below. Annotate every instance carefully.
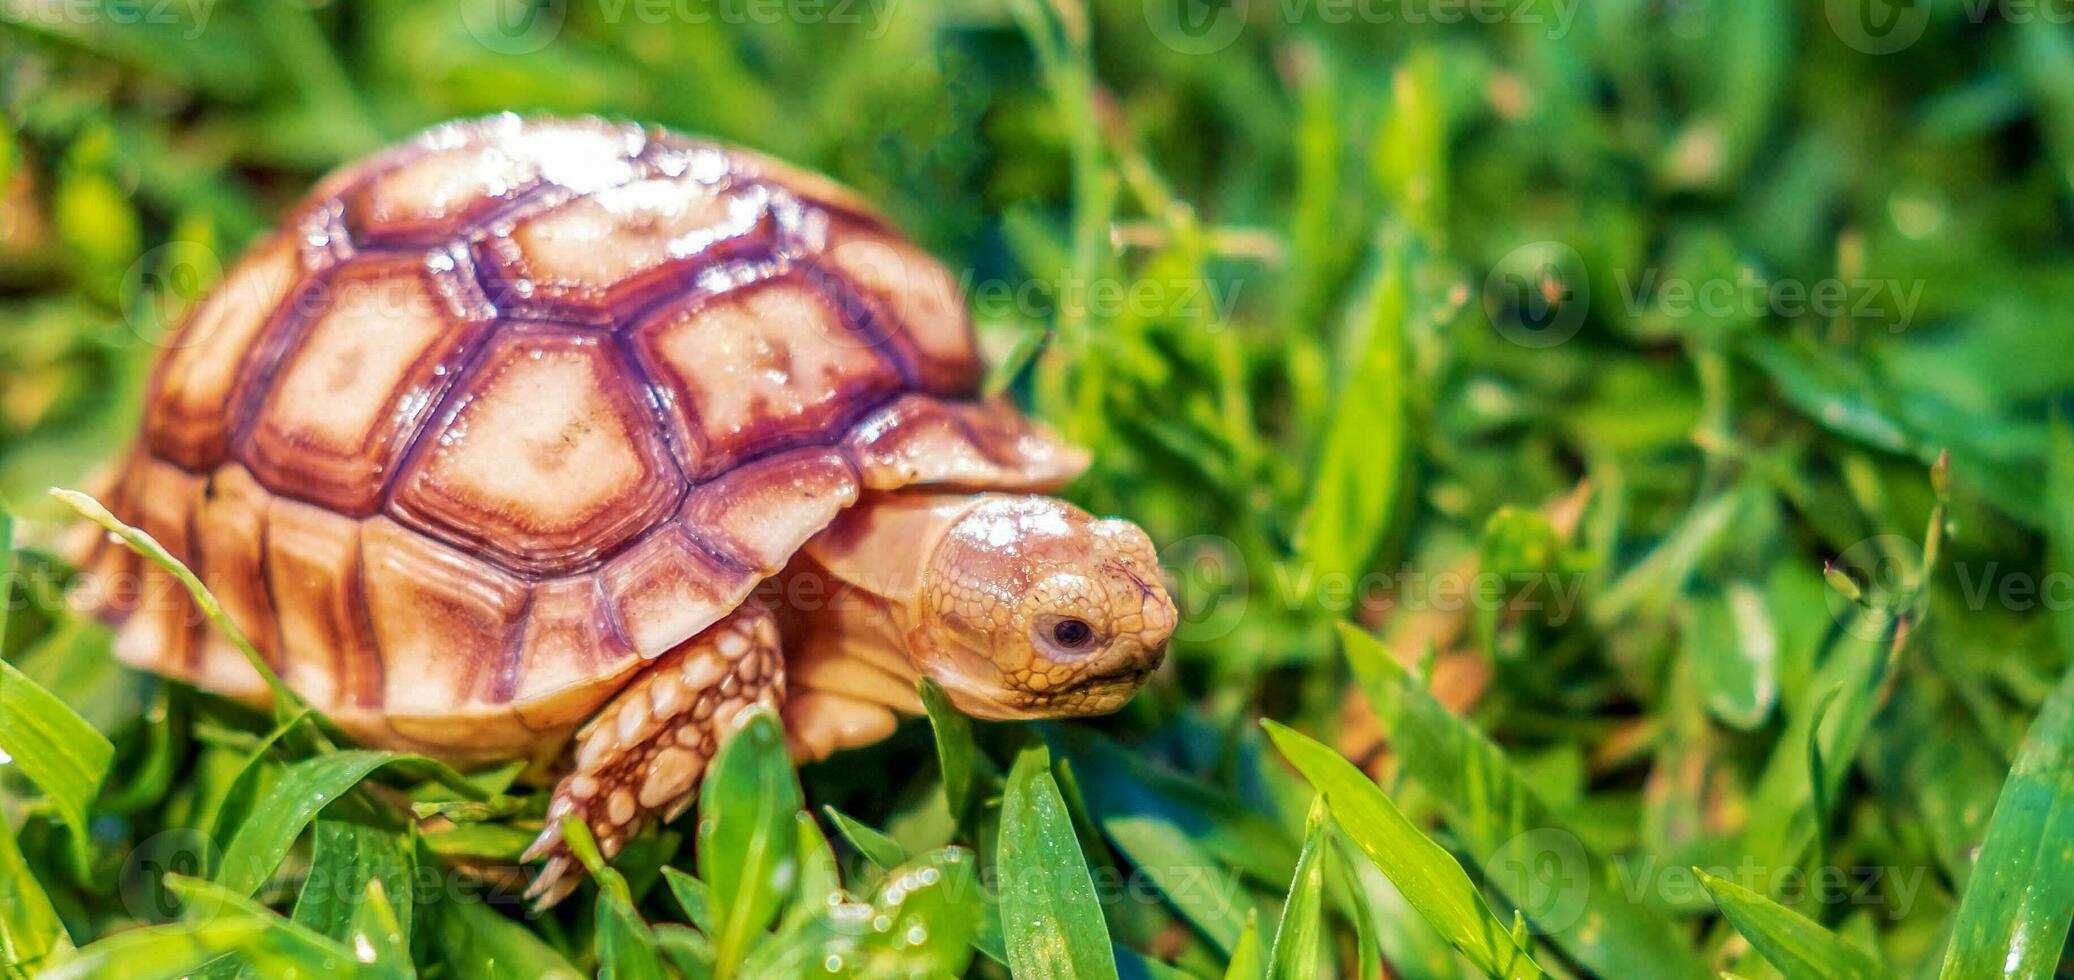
[800,492,991,614]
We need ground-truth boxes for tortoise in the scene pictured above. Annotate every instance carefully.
[72,114,1177,904]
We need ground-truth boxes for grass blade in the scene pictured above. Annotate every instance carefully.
[1697,871,1883,980]
[823,805,908,871]
[0,508,112,870]
[1339,624,1712,978]
[429,886,582,980]
[1294,236,1407,588]
[1261,719,1542,980]
[0,658,111,871]
[215,750,481,897]
[560,817,667,980]
[697,709,803,970]
[51,489,313,726]
[662,866,715,934]
[1000,744,1120,980]
[919,677,985,824]
[34,919,271,980]
[1265,797,1329,980]
[163,875,359,977]
[0,796,70,966]
[347,880,413,980]
[1221,911,1263,980]
[291,818,414,948]
[1935,662,2074,979]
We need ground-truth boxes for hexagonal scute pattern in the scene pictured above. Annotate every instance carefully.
[391,329,682,572]
[239,250,494,515]
[84,115,1093,752]
[478,173,775,324]
[631,274,908,478]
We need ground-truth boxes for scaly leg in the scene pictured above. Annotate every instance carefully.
[523,604,783,906]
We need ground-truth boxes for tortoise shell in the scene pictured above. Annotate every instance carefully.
[78,115,1086,758]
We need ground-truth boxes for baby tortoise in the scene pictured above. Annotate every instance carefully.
[74,115,1176,904]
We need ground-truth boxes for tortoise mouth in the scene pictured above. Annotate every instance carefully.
[1016,655,1160,716]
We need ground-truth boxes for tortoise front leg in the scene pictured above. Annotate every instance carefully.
[523,604,784,907]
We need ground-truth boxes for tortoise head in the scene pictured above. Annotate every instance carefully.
[910,495,1175,720]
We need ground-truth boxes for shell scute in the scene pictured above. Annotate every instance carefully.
[478,172,775,324]
[360,517,528,723]
[820,218,980,395]
[192,464,277,687]
[338,116,648,246]
[630,274,906,479]
[598,524,751,661]
[390,328,683,572]
[240,249,495,515]
[678,449,860,576]
[145,235,303,471]
[266,495,378,711]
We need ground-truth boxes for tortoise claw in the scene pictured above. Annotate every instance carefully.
[525,855,580,910]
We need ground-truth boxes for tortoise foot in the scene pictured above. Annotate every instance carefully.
[523,604,784,908]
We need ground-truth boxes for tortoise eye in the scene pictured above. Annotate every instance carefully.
[1051,618,1096,650]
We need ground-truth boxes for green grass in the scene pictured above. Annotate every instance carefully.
[5,1,2074,977]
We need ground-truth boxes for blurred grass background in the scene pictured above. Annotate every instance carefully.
[3,0,2073,977]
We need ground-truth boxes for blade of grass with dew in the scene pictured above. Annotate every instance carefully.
[1000,744,1120,980]
[1294,234,1407,590]
[1265,797,1330,980]
[1339,624,1713,978]
[0,796,69,966]
[1697,871,1883,980]
[1261,720,1542,980]
[290,817,415,945]
[823,805,908,871]
[215,750,483,897]
[346,881,412,980]
[698,709,802,972]
[0,506,111,869]
[1935,661,2074,980]
[739,847,981,978]
[778,811,841,935]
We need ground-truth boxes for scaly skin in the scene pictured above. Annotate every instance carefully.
[524,492,1176,906]
[523,605,783,907]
